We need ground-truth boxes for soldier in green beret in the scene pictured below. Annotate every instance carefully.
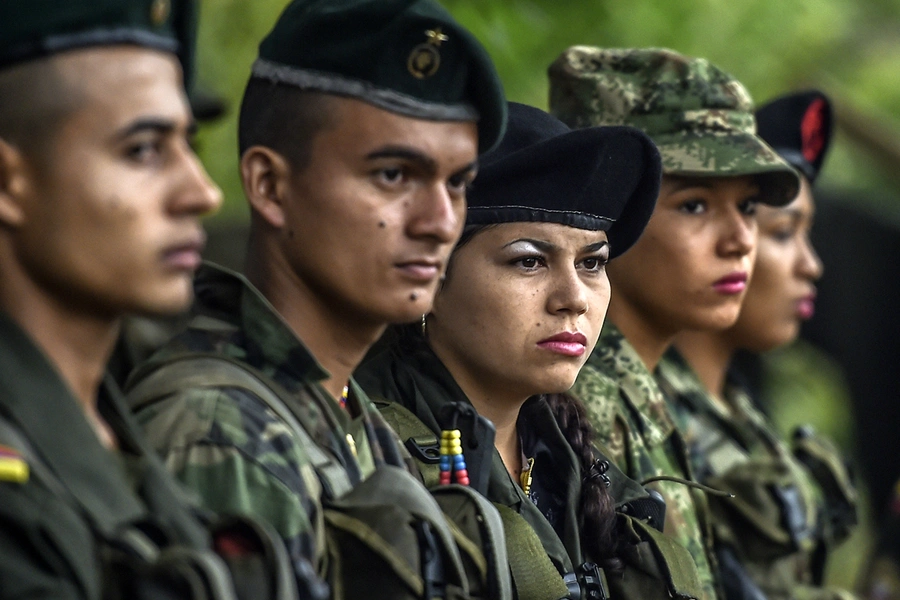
[665,90,857,600]
[0,1,306,599]
[124,0,510,598]
[549,47,801,600]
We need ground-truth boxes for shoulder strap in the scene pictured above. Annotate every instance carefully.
[625,516,704,600]
[374,400,442,488]
[493,505,569,600]
[126,354,353,499]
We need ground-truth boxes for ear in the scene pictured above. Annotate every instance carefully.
[0,137,29,228]
[240,146,292,229]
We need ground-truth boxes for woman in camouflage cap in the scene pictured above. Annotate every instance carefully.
[549,46,801,600]
[669,90,857,600]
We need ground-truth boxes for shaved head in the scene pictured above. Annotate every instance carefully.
[0,55,86,159]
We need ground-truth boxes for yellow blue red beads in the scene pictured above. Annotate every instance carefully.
[439,429,469,486]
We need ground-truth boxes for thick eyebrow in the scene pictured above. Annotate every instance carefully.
[583,241,610,253]
[667,179,715,193]
[503,238,557,253]
[114,117,197,142]
[502,238,611,253]
[366,146,477,181]
[366,145,438,175]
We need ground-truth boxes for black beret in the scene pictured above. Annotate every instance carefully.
[467,102,661,258]
[755,90,833,184]
[0,0,197,85]
[251,0,507,154]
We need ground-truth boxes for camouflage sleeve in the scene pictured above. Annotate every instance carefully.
[569,364,629,473]
[132,386,326,574]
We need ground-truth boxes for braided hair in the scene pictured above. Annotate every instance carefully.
[544,392,622,571]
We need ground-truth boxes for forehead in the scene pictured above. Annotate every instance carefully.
[321,95,478,154]
[472,221,609,248]
[661,174,760,196]
[52,45,188,129]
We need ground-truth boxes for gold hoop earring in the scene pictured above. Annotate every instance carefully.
[421,314,427,335]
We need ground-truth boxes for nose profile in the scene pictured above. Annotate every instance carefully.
[171,147,223,217]
[798,235,824,281]
[718,206,756,258]
[548,264,590,316]
[407,184,464,245]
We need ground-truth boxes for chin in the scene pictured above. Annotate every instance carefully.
[131,283,194,316]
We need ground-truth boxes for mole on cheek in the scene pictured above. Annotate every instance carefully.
[409,293,418,301]
[378,221,386,229]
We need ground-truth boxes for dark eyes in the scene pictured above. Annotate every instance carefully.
[125,140,163,164]
[739,198,759,216]
[679,199,706,214]
[511,254,607,271]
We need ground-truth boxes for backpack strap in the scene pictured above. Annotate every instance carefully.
[623,516,704,600]
[493,504,569,600]
[126,354,353,499]
[377,400,567,600]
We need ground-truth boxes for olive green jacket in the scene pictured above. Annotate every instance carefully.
[357,333,705,600]
[658,347,855,600]
[0,311,211,600]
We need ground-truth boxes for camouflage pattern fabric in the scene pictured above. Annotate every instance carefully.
[569,323,721,600]
[547,46,799,205]
[128,263,411,578]
[658,347,855,600]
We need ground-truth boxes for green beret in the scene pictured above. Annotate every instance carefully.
[252,0,507,154]
[0,0,198,87]
[548,46,800,206]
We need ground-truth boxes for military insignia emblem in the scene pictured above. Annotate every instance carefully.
[0,444,28,484]
[150,0,171,26]
[407,28,449,80]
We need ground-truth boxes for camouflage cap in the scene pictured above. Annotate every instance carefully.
[0,0,198,86]
[252,0,506,154]
[548,46,800,205]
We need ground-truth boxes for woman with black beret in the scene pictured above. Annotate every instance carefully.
[357,102,702,600]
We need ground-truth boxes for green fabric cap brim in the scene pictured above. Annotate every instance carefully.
[653,130,800,206]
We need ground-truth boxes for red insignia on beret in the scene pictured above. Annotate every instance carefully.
[801,98,827,164]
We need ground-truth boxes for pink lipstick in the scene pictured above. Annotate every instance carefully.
[797,293,816,320]
[537,332,588,357]
[713,271,748,295]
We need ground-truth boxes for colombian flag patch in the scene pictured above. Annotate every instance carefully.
[0,444,29,483]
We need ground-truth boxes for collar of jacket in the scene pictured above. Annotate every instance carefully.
[0,311,150,535]
[586,322,675,448]
[187,262,330,384]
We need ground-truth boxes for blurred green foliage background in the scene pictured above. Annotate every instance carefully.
[190,0,899,589]
[194,0,900,225]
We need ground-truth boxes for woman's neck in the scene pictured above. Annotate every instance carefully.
[673,329,735,397]
[428,339,526,479]
[607,296,675,372]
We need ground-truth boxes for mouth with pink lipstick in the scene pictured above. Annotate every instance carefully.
[712,271,748,295]
[796,291,817,320]
[536,331,588,357]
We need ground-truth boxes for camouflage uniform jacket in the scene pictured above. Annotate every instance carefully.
[658,347,854,600]
[128,263,411,578]
[0,311,212,600]
[569,323,721,600]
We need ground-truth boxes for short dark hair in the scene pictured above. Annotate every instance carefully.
[0,58,82,159]
[237,77,334,170]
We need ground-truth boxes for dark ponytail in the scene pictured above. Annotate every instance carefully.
[544,392,622,571]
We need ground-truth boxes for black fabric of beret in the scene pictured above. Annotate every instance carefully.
[466,102,661,258]
[0,0,195,85]
[755,90,833,184]
[253,0,507,154]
